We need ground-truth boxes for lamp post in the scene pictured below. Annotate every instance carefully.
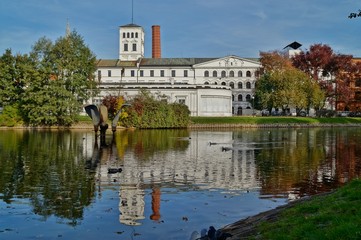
[252,96,255,116]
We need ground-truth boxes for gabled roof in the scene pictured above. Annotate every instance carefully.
[283,41,302,50]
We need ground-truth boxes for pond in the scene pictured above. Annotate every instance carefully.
[0,127,361,239]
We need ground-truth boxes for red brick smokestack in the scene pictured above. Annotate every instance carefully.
[152,25,161,59]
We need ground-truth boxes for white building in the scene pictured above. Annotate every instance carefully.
[92,23,262,116]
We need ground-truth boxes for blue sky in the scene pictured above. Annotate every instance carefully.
[1,0,361,59]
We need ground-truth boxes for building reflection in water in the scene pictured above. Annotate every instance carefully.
[82,128,361,226]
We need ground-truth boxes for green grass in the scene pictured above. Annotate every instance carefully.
[190,116,361,125]
[256,179,361,240]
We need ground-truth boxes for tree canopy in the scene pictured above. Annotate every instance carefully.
[0,31,97,126]
[256,51,324,114]
[292,44,361,110]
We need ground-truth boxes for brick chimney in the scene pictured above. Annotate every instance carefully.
[152,25,161,59]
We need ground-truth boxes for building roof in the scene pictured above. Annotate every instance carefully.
[120,23,142,28]
[97,57,260,68]
[283,41,302,50]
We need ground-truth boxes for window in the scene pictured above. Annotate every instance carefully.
[108,70,111,77]
[230,82,234,89]
[124,43,128,52]
[232,95,234,101]
[221,82,226,86]
[238,94,243,101]
[127,32,130,38]
[204,71,209,77]
[246,82,251,89]
[184,70,188,77]
[132,43,137,51]
[131,32,134,38]
[238,71,243,77]
[214,82,218,85]
[178,99,186,104]
[160,70,164,77]
[229,71,234,77]
[213,71,217,77]
[237,107,242,115]
[221,71,226,78]
[238,82,243,89]
[140,70,144,77]
[135,32,138,38]
[246,94,251,101]
[123,33,126,38]
[131,70,135,77]
[246,71,251,77]
[204,81,209,85]
[97,70,101,81]
[150,70,154,77]
[172,70,176,77]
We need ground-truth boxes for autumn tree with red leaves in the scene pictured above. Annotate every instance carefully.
[292,44,358,110]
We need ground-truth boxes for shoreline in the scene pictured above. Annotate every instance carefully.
[1,122,361,130]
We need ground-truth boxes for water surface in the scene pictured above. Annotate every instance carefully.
[0,128,360,239]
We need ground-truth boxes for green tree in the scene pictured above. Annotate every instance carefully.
[0,49,30,106]
[19,31,97,126]
[256,51,324,114]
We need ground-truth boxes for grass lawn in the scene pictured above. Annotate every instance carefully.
[190,116,361,125]
[256,179,361,240]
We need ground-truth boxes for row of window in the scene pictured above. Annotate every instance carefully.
[123,43,137,52]
[122,32,139,39]
[204,70,259,78]
[204,81,253,89]
[104,69,189,78]
[233,94,254,102]
[103,69,258,79]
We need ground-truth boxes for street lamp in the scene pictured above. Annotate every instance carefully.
[252,96,255,116]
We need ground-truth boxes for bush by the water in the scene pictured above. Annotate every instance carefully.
[120,90,190,128]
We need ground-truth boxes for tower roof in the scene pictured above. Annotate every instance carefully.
[283,41,302,50]
[120,23,142,28]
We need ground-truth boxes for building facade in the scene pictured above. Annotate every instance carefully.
[91,23,261,116]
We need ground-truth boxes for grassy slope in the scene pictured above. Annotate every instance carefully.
[256,179,361,240]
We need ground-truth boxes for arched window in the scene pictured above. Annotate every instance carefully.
[127,32,130,38]
[246,71,251,77]
[135,32,138,38]
[204,71,209,77]
[246,94,251,101]
[204,81,209,85]
[238,82,243,89]
[229,71,234,77]
[213,71,217,77]
[221,71,226,78]
[238,71,243,77]
[131,32,134,38]
[238,94,243,101]
[246,82,251,89]
[230,82,234,89]
[232,95,235,101]
[214,82,218,85]
[221,82,226,86]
